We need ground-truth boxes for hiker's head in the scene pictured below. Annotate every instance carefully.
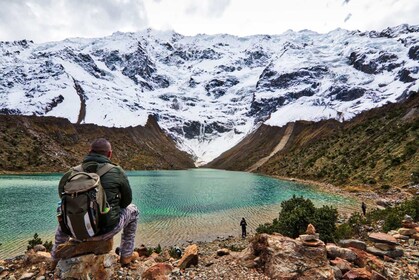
[90,138,112,158]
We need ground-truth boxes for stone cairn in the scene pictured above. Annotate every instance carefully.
[367,232,404,259]
[389,214,419,242]
[298,223,325,247]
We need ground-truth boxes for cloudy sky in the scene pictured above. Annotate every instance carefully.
[0,0,418,43]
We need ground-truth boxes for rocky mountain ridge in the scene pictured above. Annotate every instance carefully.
[0,115,194,173]
[1,24,418,164]
[207,91,418,188]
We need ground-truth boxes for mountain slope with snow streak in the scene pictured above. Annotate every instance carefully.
[1,25,418,164]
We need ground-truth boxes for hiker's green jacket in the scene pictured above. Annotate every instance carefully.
[58,153,132,232]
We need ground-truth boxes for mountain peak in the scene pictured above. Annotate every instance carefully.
[1,25,418,164]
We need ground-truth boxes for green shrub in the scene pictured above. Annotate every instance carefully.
[383,212,402,232]
[27,233,42,251]
[335,223,353,241]
[27,233,53,252]
[312,205,338,242]
[368,196,418,232]
[257,196,338,242]
[154,244,162,254]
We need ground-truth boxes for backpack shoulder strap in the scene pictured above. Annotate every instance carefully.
[96,163,116,177]
[72,165,84,172]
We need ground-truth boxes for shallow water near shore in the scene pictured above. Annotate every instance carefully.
[0,168,356,259]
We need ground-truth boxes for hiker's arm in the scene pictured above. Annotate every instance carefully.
[119,169,132,208]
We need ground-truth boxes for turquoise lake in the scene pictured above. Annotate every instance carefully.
[0,169,356,259]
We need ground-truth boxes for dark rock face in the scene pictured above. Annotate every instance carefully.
[349,52,378,74]
[102,50,124,71]
[64,49,107,79]
[348,51,403,74]
[243,49,270,67]
[0,108,21,115]
[205,77,239,98]
[249,96,286,123]
[44,95,64,114]
[365,24,419,38]
[329,86,366,102]
[257,65,328,90]
[181,120,232,139]
[168,47,221,62]
[398,68,418,83]
[408,45,419,60]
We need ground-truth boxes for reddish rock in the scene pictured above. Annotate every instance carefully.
[55,238,113,259]
[177,244,198,269]
[374,242,396,251]
[302,239,325,247]
[330,257,352,273]
[142,263,173,280]
[326,244,357,262]
[306,223,316,234]
[338,239,367,251]
[368,233,398,245]
[243,233,334,279]
[350,247,384,272]
[398,228,416,236]
[343,267,371,280]
[55,253,117,280]
[24,250,52,265]
[392,233,409,240]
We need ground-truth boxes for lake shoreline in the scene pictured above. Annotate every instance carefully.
[266,174,415,213]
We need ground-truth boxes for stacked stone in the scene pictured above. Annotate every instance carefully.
[367,232,404,259]
[399,215,419,240]
[388,215,419,244]
[298,223,325,247]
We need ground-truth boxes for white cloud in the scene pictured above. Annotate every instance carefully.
[0,0,417,43]
[0,0,148,42]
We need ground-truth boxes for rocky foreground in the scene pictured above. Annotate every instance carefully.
[1,219,418,280]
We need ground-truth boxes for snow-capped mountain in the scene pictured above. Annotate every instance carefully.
[1,25,418,164]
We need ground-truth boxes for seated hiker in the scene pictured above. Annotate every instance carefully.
[51,138,139,266]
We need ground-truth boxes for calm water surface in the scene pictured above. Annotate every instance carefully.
[0,169,356,259]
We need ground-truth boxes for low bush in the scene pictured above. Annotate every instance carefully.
[27,233,53,252]
[256,196,338,242]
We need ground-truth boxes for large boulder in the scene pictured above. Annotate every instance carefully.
[177,244,198,269]
[54,253,117,280]
[349,247,385,272]
[242,233,334,279]
[142,263,173,280]
[55,239,113,259]
[326,244,357,262]
[368,233,398,245]
[338,239,367,251]
[329,257,352,274]
[398,228,416,236]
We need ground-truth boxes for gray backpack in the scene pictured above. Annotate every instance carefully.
[60,163,114,240]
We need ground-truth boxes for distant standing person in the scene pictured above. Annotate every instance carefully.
[361,202,367,216]
[240,218,247,238]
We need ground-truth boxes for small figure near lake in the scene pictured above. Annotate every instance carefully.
[51,138,139,267]
[361,201,367,216]
[240,217,247,238]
